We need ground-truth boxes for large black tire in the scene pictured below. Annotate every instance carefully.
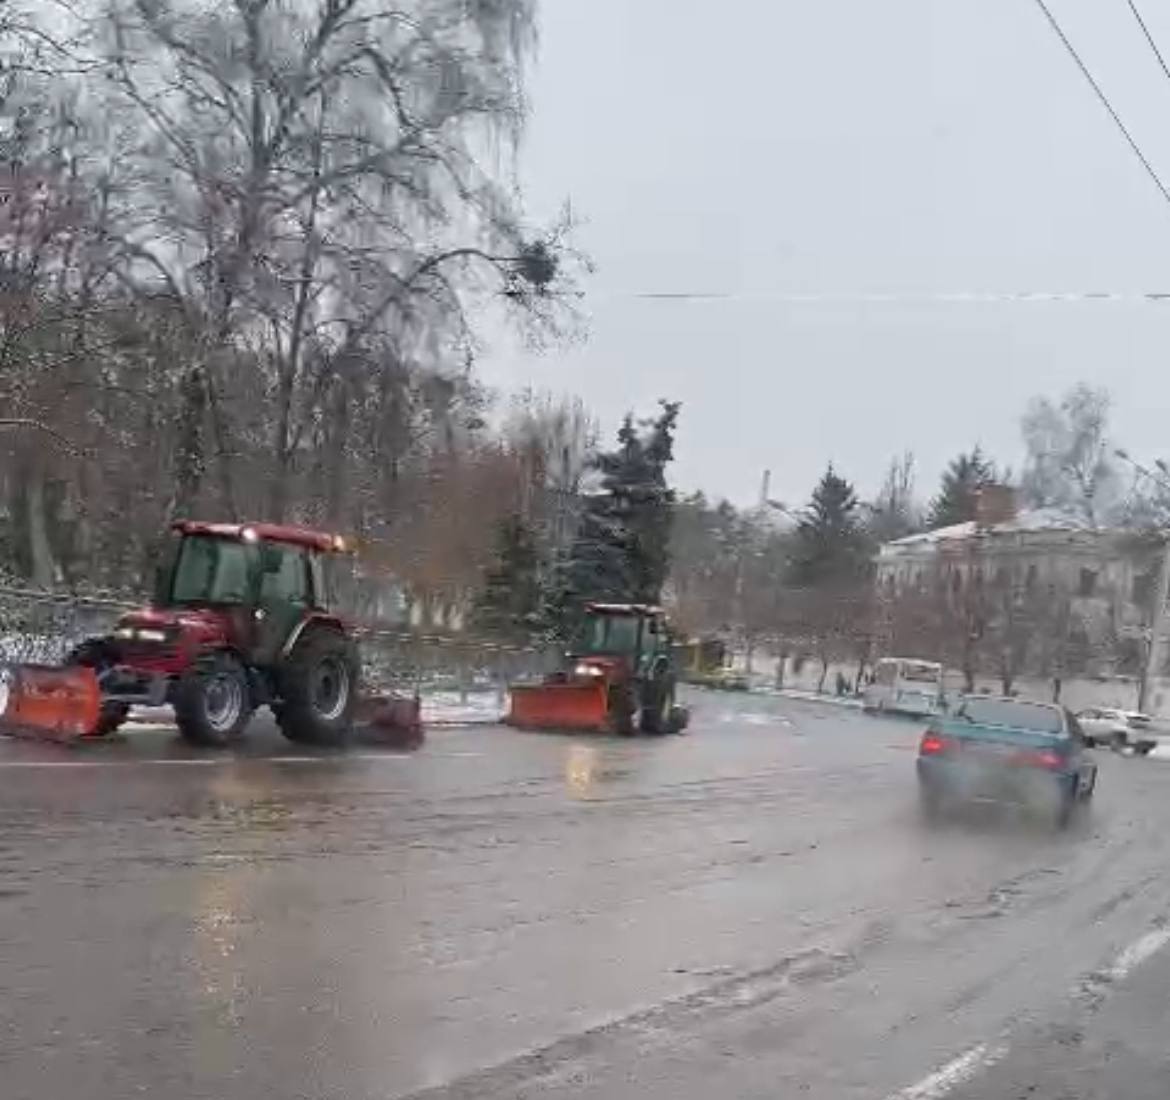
[174,652,253,747]
[639,675,676,735]
[607,683,637,736]
[65,638,128,737]
[275,629,358,746]
[92,703,130,738]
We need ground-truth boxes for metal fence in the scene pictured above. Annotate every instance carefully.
[0,586,557,698]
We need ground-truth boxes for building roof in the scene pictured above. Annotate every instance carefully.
[883,508,1100,550]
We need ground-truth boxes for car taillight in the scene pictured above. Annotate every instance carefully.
[919,730,950,755]
[1015,749,1063,770]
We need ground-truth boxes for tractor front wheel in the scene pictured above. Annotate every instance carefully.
[276,630,358,746]
[174,652,252,747]
[607,684,637,736]
[65,639,129,737]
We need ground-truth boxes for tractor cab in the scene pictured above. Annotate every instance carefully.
[570,604,671,678]
[153,521,346,611]
[113,522,350,675]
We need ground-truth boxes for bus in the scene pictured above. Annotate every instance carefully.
[863,658,945,717]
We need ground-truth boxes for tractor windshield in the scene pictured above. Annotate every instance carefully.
[169,535,256,606]
[576,613,641,656]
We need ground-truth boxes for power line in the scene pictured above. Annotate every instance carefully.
[621,289,1170,304]
[1125,0,1170,88]
[1029,0,1170,211]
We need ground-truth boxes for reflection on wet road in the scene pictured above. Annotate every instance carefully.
[3,691,1170,1099]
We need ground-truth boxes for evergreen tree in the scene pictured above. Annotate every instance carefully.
[548,401,680,635]
[927,447,995,529]
[788,465,867,587]
[622,400,680,602]
[473,514,541,640]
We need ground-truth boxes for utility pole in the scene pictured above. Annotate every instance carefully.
[1115,450,1170,713]
[1139,532,1170,713]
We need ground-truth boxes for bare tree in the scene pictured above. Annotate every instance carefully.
[0,1,594,606]
[867,451,919,543]
[1021,383,1118,525]
[90,0,578,521]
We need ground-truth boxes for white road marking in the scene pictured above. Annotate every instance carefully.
[889,1043,1008,1100]
[0,758,223,769]
[0,753,414,768]
[1106,927,1170,983]
[891,925,1170,1100]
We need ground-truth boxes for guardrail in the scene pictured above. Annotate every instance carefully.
[0,586,557,694]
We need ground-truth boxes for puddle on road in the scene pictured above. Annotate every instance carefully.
[563,743,637,798]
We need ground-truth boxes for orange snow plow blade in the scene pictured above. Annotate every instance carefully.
[506,680,611,732]
[0,664,102,743]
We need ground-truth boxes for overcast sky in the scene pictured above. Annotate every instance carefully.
[478,0,1170,509]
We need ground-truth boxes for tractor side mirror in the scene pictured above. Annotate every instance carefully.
[152,563,170,604]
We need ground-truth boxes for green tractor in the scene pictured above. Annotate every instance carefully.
[507,603,688,735]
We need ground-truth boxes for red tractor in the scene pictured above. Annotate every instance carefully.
[1,522,370,746]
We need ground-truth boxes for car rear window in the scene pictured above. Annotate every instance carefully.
[958,698,1064,733]
[902,662,941,684]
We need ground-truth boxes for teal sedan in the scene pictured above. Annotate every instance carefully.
[916,696,1097,828]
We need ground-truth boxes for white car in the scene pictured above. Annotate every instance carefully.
[1076,708,1155,752]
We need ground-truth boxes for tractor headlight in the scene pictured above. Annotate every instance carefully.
[114,626,167,643]
[574,664,605,678]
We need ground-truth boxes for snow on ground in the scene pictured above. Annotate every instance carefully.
[123,690,506,731]
[418,690,504,726]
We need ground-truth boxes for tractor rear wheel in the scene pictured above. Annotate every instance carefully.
[174,652,252,747]
[639,675,676,735]
[276,630,358,746]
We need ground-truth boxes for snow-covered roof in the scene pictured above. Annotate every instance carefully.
[884,508,1099,550]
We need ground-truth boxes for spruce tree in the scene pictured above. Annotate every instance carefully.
[927,447,995,529]
[473,514,541,640]
[548,401,680,635]
[788,465,866,587]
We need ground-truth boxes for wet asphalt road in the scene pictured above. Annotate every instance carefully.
[3,691,1170,1099]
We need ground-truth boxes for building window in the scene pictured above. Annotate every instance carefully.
[1133,570,1156,608]
[1026,563,1038,590]
[1078,568,1098,598]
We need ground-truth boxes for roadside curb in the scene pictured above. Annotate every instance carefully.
[753,687,863,710]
